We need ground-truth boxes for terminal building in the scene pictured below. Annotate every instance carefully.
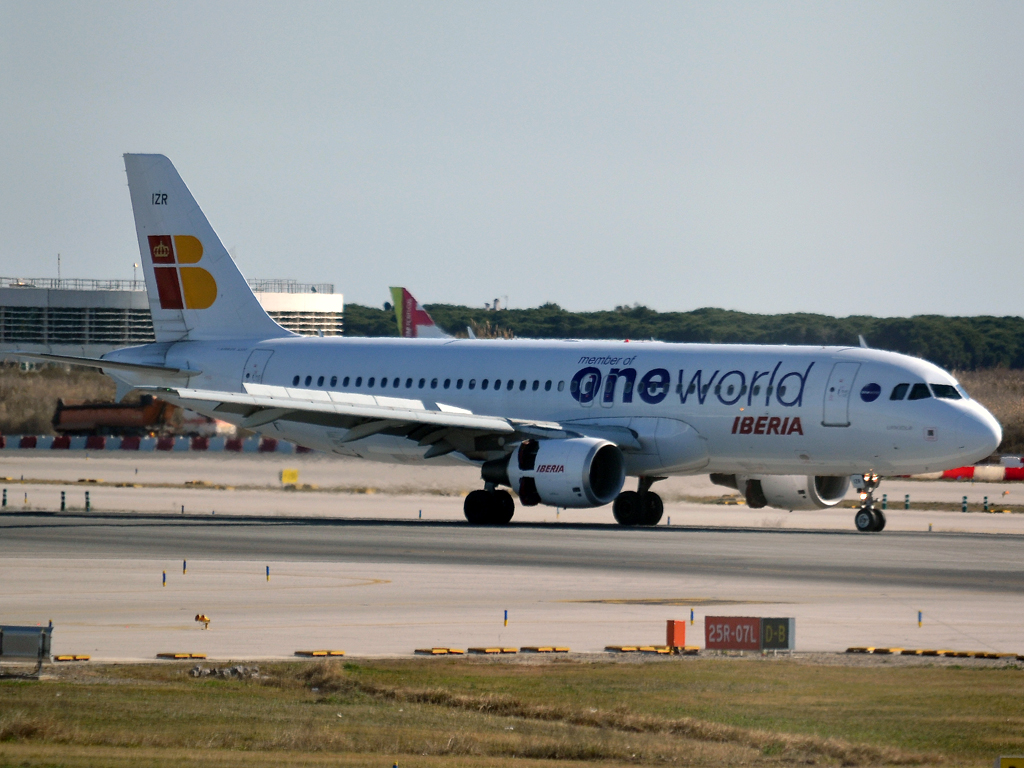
[0,277,344,357]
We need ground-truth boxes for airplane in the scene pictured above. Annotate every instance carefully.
[10,154,1002,533]
[389,287,453,339]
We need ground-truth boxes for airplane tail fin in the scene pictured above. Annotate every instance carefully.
[389,287,451,339]
[123,154,292,343]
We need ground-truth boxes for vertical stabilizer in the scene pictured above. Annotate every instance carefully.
[390,287,451,338]
[124,154,292,342]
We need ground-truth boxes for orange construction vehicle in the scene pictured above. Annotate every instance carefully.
[51,394,175,436]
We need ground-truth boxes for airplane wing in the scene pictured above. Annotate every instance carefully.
[144,383,639,459]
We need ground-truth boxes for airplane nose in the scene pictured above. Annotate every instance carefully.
[956,408,1002,463]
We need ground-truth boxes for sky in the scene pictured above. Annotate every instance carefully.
[2,2,1023,317]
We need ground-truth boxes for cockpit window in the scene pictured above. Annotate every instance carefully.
[956,384,970,400]
[907,383,932,400]
[890,383,909,400]
[930,384,962,400]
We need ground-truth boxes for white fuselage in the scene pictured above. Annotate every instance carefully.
[107,336,1002,478]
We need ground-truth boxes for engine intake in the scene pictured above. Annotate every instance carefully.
[710,473,850,511]
[483,437,626,508]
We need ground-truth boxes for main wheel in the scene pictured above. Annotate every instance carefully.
[854,507,876,533]
[464,490,491,525]
[872,509,886,532]
[493,489,515,525]
[640,492,664,526]
[612,491,642,526]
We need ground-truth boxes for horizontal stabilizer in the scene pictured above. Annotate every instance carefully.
[5,352,198,377]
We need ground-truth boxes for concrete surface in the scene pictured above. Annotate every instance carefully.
[2,453,1022,661]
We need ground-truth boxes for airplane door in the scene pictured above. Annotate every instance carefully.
[822,362,860,427]
[577,370,601,408]
[242,350,274,387]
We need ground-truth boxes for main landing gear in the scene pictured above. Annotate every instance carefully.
[854,473,886,533]
[463,486,515,525]
[612,477,666,527]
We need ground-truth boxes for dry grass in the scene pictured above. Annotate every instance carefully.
[955,369,1024,454]
[2,657,1022,767]
[0,363,115,435]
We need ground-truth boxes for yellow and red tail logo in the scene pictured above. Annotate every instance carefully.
[147,235,217,309]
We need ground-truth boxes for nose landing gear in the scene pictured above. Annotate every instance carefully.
[854,473,886,532]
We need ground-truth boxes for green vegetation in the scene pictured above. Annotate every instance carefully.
[346,302,1024,372]
[1,658,1022,766]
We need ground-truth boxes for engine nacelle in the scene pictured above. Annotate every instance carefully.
[710,473,850,511]
[483,438,626,508]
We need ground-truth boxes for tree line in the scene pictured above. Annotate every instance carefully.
[342,303,1024,371]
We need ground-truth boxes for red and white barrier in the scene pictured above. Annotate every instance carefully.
[910,465,1024,481]
[0,435,312,453]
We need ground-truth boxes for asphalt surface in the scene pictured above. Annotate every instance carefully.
[4,512,1022,594]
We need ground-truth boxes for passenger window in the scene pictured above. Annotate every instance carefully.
[317,376,324,387]
[392,377,400,387]
[908,383,931,400]
[557,381,565,392]
[688,384,696,394]
[726,385,734,396]
[406,378,413,388]
[343,376,350,387]
[545,380,552,391]
[355,377,362,387]
[431,378,438,389]
[507,380,514,391]
[368,377,375,387]
[330,376,337,387]
[481,379,489,390]
[930,384,962,400]
[532,380,539,391]
[304,375,312,386]
[468,379,476,390]
[418,378,425,389]
[292,375,300,386]
[752,385,760,396]
[890,383,909,400]
[443,379,450,389]
[519,380,526,391]
[456,379,464,389]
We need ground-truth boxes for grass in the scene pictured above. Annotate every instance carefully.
[1,657,1022,767]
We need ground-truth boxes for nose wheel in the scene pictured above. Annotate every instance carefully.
[854,473,886,533]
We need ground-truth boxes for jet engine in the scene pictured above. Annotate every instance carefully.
[710,473,850,511]
[483,437,626,508]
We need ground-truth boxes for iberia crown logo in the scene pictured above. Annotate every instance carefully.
[147,235,217,310]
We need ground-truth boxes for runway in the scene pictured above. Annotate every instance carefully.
[3,511,1022,660]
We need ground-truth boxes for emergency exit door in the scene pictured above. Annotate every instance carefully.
[822,362,860,427]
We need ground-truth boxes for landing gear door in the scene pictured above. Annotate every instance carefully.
[822,362,860,426]
[242,350,274,388]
